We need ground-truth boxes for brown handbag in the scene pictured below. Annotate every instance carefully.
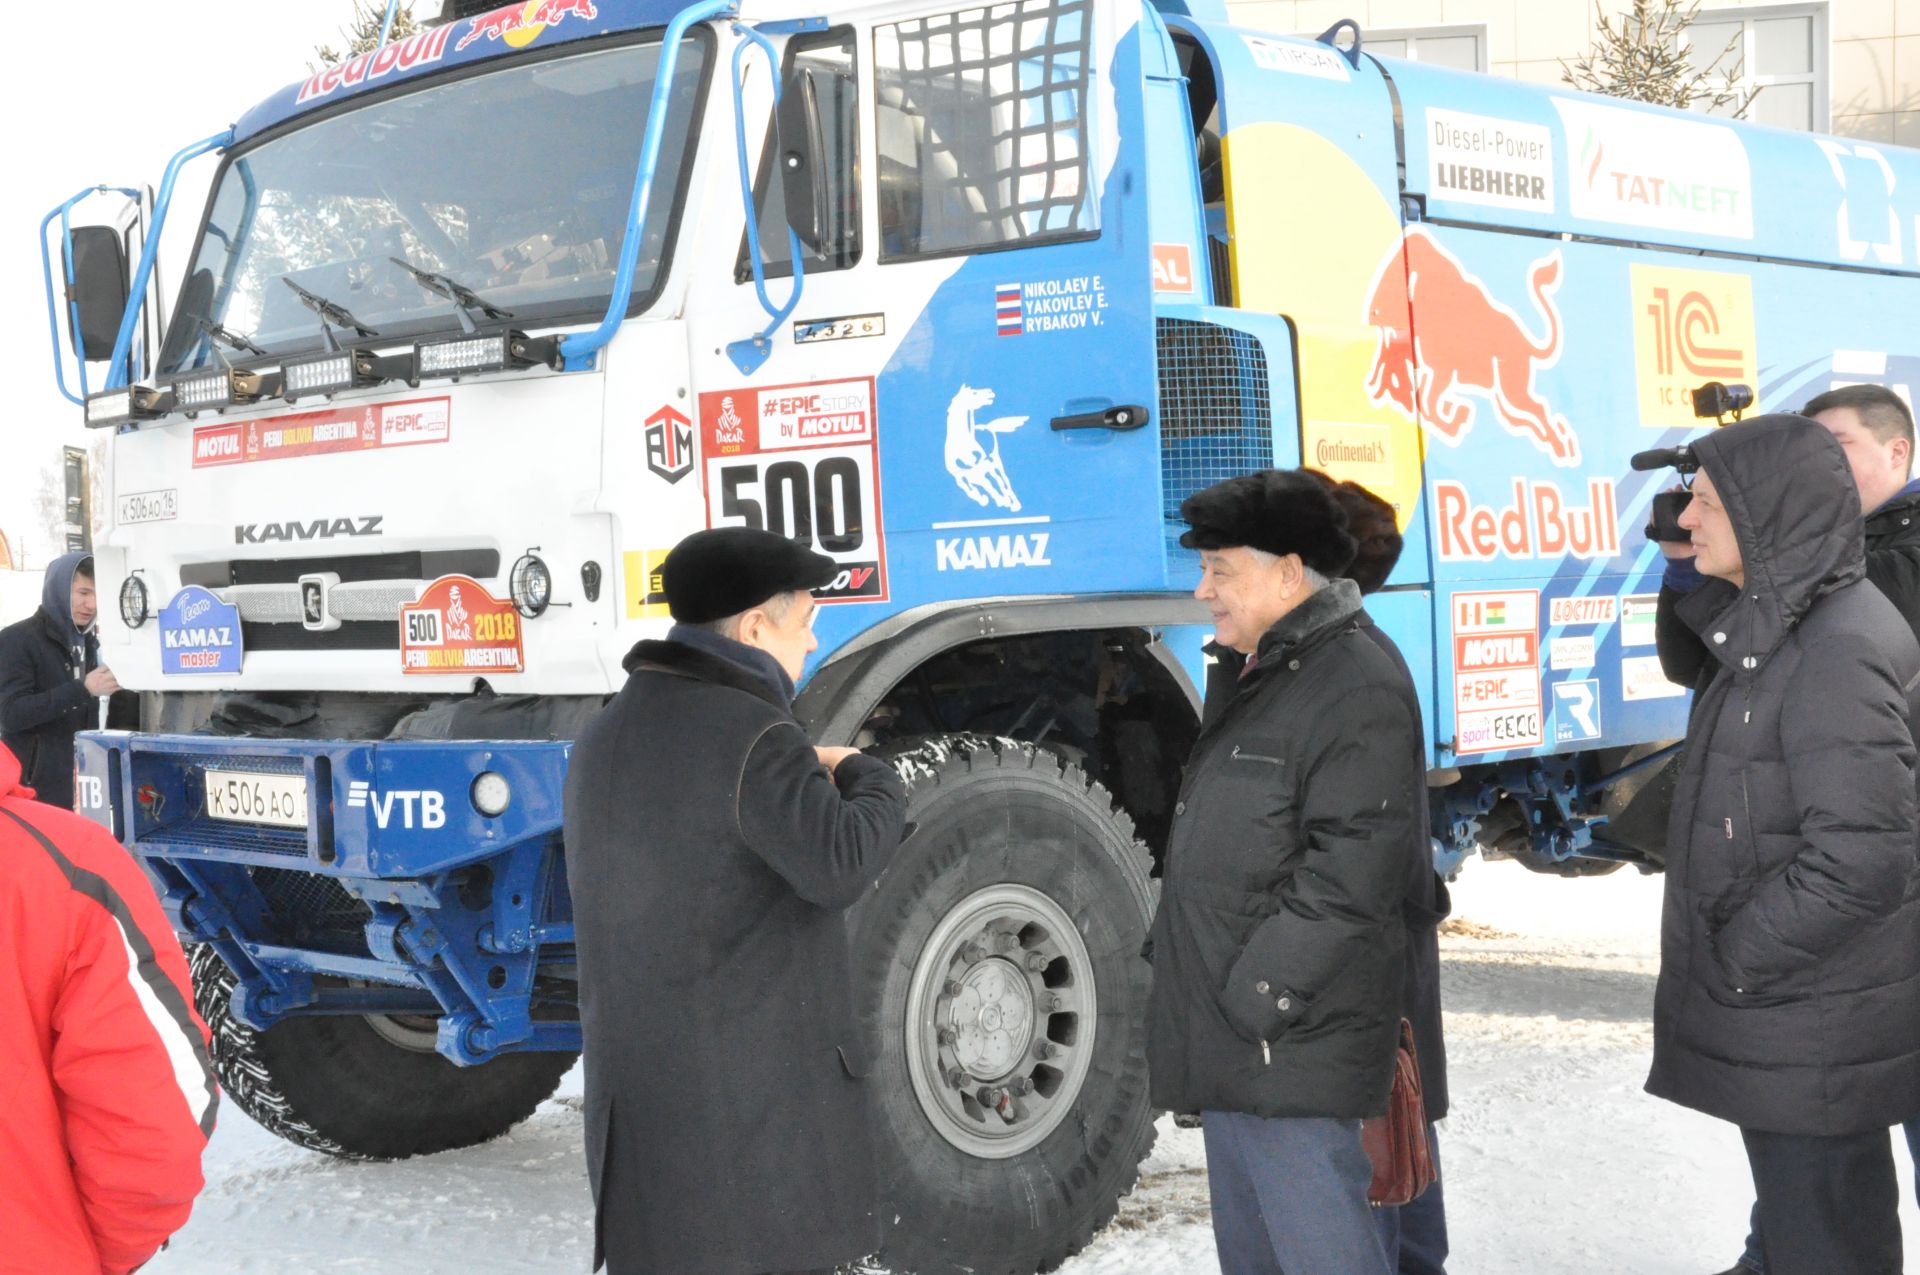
[1363,1019,1436,1207]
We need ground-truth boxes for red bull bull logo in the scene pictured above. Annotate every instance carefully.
[1365,228,1581,466]
[457,0,599,53]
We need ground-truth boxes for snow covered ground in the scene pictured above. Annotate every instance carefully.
[150,861,1920,1273]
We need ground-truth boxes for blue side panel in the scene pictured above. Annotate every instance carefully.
[1393,56,1920,273]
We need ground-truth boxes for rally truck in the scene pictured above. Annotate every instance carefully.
[41,0,1920,1268]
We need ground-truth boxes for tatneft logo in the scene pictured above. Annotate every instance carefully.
[1631,264,1758,429]
[235,516,384,545]
[645,405,694,483]
[1553,98,1754,239]
[346,780,447,830]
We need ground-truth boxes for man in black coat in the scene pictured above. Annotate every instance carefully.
[1147,470,1422,1275]
[1650,386,1920,1275]
[563,528,909,1275]
[0,553,119,810]
[1313,475,1451,1275]
[1642,415,1920,1275]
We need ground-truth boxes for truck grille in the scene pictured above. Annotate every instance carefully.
[178,550,500,653]
[1157,316,1275,521]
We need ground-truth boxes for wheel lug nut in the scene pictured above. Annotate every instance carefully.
[1025,952,1049,972]
[1010,1076,1032,1096]
[1033,1041,1053,1060]
[1045,993,1062,1012]
[937,1027,957,1047]
[946,1068,967,1089]
[961,942,986,964]
[997,932,1020,952]
[946,980,963,997]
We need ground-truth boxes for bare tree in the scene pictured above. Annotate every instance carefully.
[1562,0,1757,116]
[30,440,110,563]
[315,1,421,70]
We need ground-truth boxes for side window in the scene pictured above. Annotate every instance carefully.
[738,28,860,282]
[874,0,1096,261]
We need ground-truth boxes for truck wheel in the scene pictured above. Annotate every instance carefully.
[188,944,576,1160]
[856,737,1157,1275]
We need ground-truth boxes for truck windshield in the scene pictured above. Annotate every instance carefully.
[161,34,707,375]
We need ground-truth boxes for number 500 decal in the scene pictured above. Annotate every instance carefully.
[700,378,889,603]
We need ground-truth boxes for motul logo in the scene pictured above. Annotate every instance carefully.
[235,516,384,545]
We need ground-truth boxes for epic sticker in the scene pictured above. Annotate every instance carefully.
[401,575,524,674]
[1452,589,1543,755]
[698,378,887,604]
[622,548,673,620]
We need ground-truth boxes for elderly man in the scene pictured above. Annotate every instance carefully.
[564,527,909,1275]
[1146,469,1423,1274]
[1641,415,1920,1275]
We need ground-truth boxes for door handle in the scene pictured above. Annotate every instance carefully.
[1050,404,1150,432]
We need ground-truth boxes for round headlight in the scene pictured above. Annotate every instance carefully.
[509,553,551,618]
[471,771,512,817]
[119,574,149,629]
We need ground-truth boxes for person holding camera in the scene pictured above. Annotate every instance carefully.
[1643,412,1920,1275]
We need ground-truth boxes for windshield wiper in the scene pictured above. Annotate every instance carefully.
[389,256,514,336]
[280,276,380,352]
[196,316,268,358]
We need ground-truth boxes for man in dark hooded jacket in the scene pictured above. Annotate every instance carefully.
[0,554,119,809]
[1643,414,1920,1275]
[564,527,909,1275]
[1147,469,1422,1275]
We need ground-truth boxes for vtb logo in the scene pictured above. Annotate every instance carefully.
[1630,264,1757,429]
[1365,228,1580,466]
[346,781,446,830]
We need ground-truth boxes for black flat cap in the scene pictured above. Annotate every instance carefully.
[1179,469,1357,578]
[657,527,839,623]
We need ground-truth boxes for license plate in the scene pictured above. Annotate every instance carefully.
[204,768,309,828]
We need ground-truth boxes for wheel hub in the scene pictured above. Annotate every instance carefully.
[947,957,1034,1080]
[905,884,1096,1159]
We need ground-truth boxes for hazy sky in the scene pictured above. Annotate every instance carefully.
[2,2,395,568]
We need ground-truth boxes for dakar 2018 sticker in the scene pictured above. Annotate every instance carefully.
[697,379,887,604]
[192,398,450,468]
[1452,589,1543,755]
[400,575,524,674]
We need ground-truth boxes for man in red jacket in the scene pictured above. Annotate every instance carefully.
[0,742,218,1273]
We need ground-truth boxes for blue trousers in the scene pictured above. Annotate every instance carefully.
[1202,1111,1392,1275]
[1373,1123,1448,1275]
[1734,1117,1918,1273]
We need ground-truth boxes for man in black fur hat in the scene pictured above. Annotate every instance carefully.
[563,527,909,1275]
[1146,470,1424,1274]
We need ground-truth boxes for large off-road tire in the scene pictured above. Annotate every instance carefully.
[856,737,1157,1275]
[189,944,576,1159]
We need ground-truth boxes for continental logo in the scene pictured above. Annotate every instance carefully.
[1306,423,1396,501]
[1631,265,1757,429]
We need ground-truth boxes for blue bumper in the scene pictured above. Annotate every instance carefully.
[75,730,581,1064]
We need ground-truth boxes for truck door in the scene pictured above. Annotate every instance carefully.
[683,2,1165,663]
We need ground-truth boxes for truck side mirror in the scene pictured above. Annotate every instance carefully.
[774,64,826,257]
[63,226,131,362]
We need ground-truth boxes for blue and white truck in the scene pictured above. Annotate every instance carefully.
[41,0,1920,1268]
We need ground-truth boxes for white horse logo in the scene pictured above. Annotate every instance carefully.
[944,385,1028,512]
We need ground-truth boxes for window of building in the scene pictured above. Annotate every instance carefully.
[1361,26,1488,74]
[1684,5,1828,132]
[874,0,1097,262]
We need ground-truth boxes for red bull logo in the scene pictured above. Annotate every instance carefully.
[296,26,455,104]
[457,0,599,53]
[1365,228,1580,466]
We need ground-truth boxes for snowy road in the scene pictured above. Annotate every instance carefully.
[150,863,1920,1273]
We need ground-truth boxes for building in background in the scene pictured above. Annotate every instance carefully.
[1226,1,1915,143]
